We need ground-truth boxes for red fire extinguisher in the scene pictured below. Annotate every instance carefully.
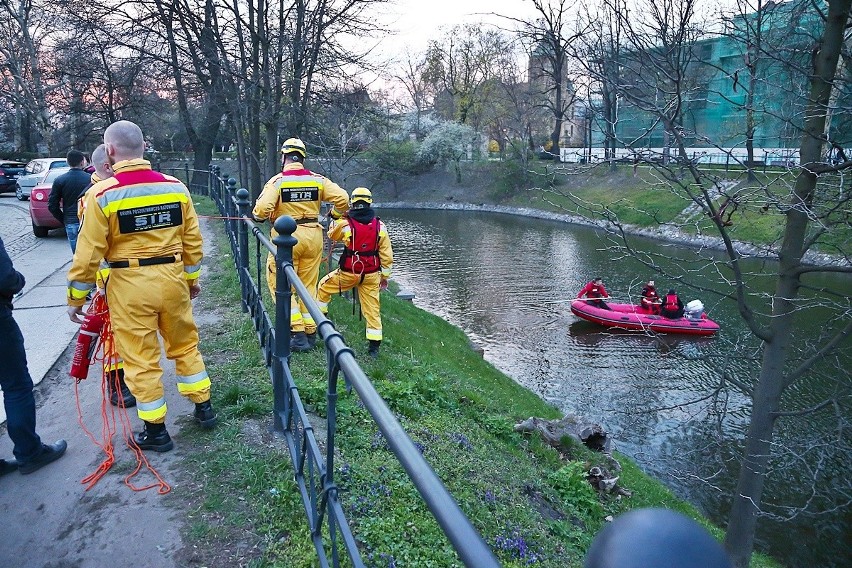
[70,311,104,380]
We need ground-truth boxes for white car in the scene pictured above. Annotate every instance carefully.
[15,157,68,201]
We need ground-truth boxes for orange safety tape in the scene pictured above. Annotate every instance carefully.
[74,291,171,495]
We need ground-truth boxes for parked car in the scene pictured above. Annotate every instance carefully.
[15,157,68,201]
[28,167,70,237]
[0,161,26,195]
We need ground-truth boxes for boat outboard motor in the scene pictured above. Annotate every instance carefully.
[685,299,704,321]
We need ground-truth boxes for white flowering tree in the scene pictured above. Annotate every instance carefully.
[417,121,478,184]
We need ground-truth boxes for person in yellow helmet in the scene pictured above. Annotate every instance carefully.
[67,120,215,452]
[317,187,393,358]
[251,137,350,352]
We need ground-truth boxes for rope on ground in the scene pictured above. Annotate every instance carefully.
[74,292,171,495]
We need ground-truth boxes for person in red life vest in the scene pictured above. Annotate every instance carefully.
[639,279,661,314]
[660,289,685,319]
[251,137,350,353]
[578,277,611,310]
[316,187,393,358]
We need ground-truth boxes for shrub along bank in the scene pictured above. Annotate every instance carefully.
[178,197,777,567]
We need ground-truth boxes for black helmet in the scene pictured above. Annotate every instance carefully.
[584,508,732,568]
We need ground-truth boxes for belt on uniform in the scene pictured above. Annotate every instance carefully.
[108,255,180,269]
[295,218,319,225]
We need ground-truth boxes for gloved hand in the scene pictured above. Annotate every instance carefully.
[379,278,388,291]
[189,282,201,299]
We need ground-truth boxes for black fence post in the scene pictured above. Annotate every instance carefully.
[236,188,251,313]
[184,162,190,186]
[225,177,237,258]
[272,216,297,432]
[211,165,221,208]
[221,171,231,220]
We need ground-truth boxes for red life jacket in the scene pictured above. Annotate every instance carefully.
[585,282,606,298]
[664,294,680,311]
[641,287,658,309]
[340,217,381,274]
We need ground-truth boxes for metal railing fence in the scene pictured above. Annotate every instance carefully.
[161,164,500,567]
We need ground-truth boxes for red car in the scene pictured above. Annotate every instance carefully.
[29,167,70,237]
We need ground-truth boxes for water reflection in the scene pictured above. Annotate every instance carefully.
[382,207,851,568]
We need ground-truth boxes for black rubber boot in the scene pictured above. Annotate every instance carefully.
[194,401,217,429]
[108,369,136,408]
[131,422,173,452]
[290,332,311,352]
[306,333,318,349]
[368,340,381,358]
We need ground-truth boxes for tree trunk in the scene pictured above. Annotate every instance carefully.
[264,124,279,192]
[744,1,762,183]
[724,318,787,566]
[550,119,562,161]
[745,74,757,182]
[724,1,851,564]
[192,142,215,190]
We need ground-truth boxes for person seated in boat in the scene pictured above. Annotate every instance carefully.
[639,280,660,314]
[578,277,611,310]
[660,289,685,319]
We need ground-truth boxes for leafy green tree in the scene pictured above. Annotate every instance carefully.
[417,121,477,184]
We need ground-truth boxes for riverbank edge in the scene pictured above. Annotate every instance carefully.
[376,200,849,268]
[179,200,779,567]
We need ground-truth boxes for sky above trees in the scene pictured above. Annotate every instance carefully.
[374,0,539,52]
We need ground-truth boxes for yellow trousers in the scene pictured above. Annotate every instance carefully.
[317,270,383,341]
[266,224,323,334]
[106,263,211,424]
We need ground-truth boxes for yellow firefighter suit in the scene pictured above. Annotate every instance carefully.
[67,159,210,424]
[317,208,393,341]
[78,174,125,386]
[251,162,349,335]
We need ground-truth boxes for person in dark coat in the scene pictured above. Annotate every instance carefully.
[660,289,685,319]
[0,236,67,475]
[48,149,91,253]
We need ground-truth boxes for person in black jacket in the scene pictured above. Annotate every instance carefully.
[48,149,91,253]
[0,236,67,475]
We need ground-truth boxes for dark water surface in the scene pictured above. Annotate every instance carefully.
[381,208,851,568]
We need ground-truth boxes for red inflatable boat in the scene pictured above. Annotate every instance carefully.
[570,300,720,336]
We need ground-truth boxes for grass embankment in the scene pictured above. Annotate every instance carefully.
[180,197,778,567]
[489,162,849,254]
